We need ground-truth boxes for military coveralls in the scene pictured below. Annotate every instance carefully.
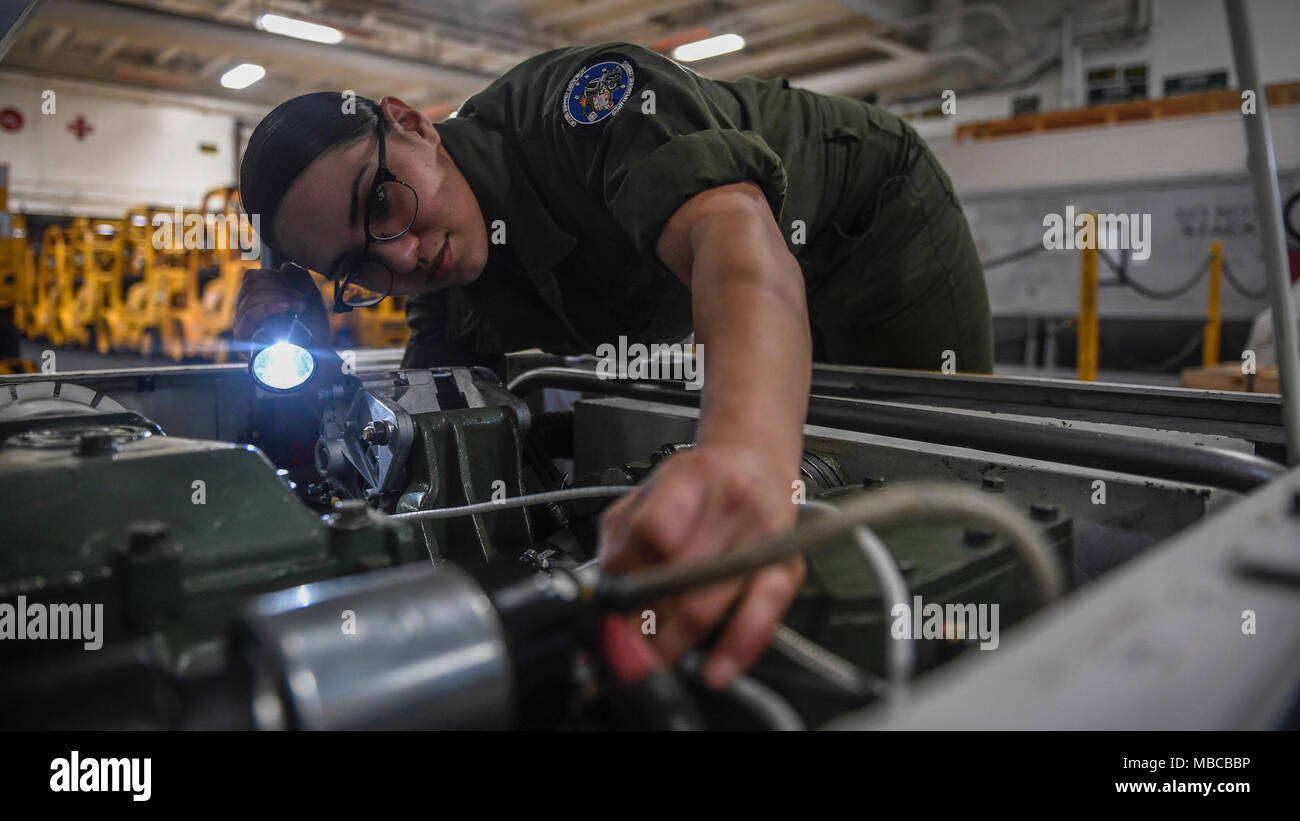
[401,42,993,375]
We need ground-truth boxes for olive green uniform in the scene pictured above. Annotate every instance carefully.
[402,42,992,375]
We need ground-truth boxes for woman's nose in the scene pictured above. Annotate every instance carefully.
[371,232,421,274]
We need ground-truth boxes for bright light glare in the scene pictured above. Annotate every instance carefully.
[252,341,314,391]
[257,14,343,44]
[672,33,745,62]
[221,63,266,90]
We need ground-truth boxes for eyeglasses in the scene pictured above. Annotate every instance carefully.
[333,118,419,313]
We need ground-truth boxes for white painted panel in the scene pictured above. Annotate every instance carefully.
[0,71,267,217]
[931,105,1300,195]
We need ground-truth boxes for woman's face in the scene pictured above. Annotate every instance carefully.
[271,96,488,297]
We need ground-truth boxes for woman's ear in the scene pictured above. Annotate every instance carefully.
[378,95,441,147]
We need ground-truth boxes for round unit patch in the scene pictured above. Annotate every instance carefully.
[563,59,635,128]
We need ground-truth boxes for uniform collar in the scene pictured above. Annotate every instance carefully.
[434,117,576,272]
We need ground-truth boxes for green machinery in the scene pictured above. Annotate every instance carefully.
[0,365,1073,729]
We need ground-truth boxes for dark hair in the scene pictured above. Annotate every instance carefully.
[239,92,385,252]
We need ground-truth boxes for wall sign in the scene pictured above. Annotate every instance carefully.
[67,115,94,140]
[0,107,23,132]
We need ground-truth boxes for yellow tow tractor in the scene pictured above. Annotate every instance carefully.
[0,209,24,315]
[8,215,35,336]
[31,224,75,345]
[65,218,128,353]
[115,205,196,360]
[103,208,154,354]
[182,187,260,362]
[354,292,409,349]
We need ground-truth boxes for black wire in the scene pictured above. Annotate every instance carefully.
[1097,248,1126,275]
[1118,254,1210,300]
[1107,246,1266,301]
[978,233,1271,301]
[1222,260,1270,300]
[980,243,1048,270]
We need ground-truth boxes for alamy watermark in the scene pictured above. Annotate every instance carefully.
[50,751,151,801]
[1043,205,1152,261]
[0,596,103,650]
[152,207,260,260]
[890,595,999,651]
[595,336,704,390]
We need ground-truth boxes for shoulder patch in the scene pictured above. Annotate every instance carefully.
[562,58,635,128]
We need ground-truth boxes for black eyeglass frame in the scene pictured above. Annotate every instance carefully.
[333,119,419,313]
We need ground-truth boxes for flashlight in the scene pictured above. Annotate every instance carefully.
[248,312,317,393]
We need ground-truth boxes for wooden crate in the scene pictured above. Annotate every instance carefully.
[1256,370,1280,394]
[1180,363,1280,393]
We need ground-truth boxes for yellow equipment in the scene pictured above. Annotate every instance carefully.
[31,225,75,345]
[1202,239,1224,367]
[0,166,24,313]
[9,216,36,334]
[315,278,410,350]
[116,206,197,360]
[7,181,413,359]
[179,187,260,362]
[102,208,154,354]
[1076,223,1099,383]
[355,295,409,349]
[63,218,128,352]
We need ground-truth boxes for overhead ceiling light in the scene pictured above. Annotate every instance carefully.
[672,33,745,62]
[257,13,344,44]
[221,63,266,90]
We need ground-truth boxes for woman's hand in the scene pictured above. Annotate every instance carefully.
[598,443,804,689]
[233,262,332,346]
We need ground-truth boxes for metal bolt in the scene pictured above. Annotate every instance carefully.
[1030,502,1059,521]
[520,548,557,571]
[981,477,1005,492]
[360,420,392,445]
[963,528,995,547]
[77,430,118,456]
[330,499,372,529]
[126,520,173,556]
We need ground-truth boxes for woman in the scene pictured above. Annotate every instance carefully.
[235,41,992,690]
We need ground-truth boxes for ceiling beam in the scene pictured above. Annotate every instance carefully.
[154,44,181,66]
[95,35,126,66]
[576,0,797,40]
[199,52,233,77]
[536,0,698,29]
[216,0,252,21]
[38,24,69,57]
[710,30,916,80]
[28,0,498,97]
